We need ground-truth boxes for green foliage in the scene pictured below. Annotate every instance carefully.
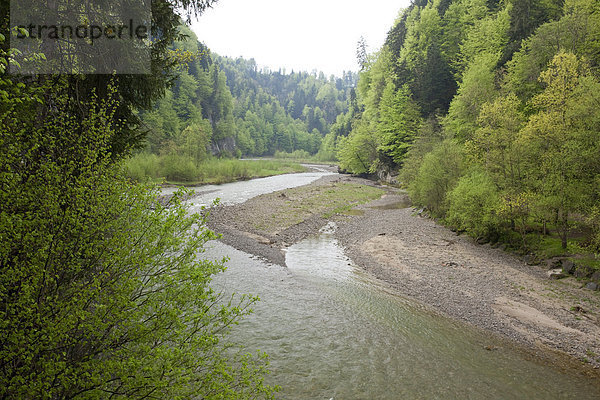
[587,205,600,253]
[124,152,162,182]
[273,149,312,160]
[337,120,379,174]
[399,115,446,186]
[518,51,600,248]
[162,153,201,182]
[4,0,223,156]
[126,154,307,185]
[445,52,500,139]
[409,140,464,216]
[468,93,526,192]
[377,84,422,165]
[446,169,501,239]
[140,38,354,162]
[506,0,600,101]
[0,82,275,398]
[347,0,600,258]
[178,120,213,162]
[193,159,307,185]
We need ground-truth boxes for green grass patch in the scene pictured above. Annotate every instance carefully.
[273,150,338,165]
[530,235,571,259]
[124,153,307,185]
[572,256,600,271]
[253,182,384,233]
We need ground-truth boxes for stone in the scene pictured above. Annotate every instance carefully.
[574,264,594,279]
[477,237,490,245]
[561,259,576,275]
[523,254,538,265]
[585,282,599,291]
[547,269,567,280]
[547,258,562,270]
[591,270,600,283]
[442,261,459,268]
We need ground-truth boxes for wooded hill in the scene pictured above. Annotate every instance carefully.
[139,24,357,162]
[336,0,600,262]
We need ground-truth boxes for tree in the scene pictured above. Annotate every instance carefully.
[377,83,422,166]
[400,2,457,115]
[445,53,500,140]
[2,0,222,156]
[0,75,275,398]
[409,139,464,216]
[469,93,526,194]
[506,0,600,101]
[518,52,600,248]
[356,36,368,70]
[337,120,379,174]
[446,168,501,240]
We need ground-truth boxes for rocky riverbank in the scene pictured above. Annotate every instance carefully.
[207,174,600,377]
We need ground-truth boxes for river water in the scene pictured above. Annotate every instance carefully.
[183,172,600,399]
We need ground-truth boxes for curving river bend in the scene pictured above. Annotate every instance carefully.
[180,171,600,399]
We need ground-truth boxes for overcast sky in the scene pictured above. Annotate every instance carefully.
[191,0,412,77]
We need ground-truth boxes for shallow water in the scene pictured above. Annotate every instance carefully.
[193,173,600,399]
[162,169,334,213]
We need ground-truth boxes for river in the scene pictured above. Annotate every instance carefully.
[180,171,600,399]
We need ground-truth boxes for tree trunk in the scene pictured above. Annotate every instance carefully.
[560,211,568,249]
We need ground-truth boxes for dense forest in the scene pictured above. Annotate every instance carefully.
[335,0,600,261]
[132,24,357,181]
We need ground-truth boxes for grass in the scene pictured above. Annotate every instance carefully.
[192,159,307,185]
[530,235,571,259]
[525,231,600,271]
[124,153,308,185]
[252,182,384,233]
[273,150,338,165]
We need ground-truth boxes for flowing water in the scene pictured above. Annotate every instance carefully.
[182,172,600,399]
[162,166,334,212]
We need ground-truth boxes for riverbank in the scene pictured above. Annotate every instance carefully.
[207,174,600,376]
[126,154,309,185]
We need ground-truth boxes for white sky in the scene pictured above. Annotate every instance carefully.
[191,0,411,77]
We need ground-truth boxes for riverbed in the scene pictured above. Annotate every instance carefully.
[184,170,600,398]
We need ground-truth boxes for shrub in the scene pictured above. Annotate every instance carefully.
[409,140,463,216]
[124,152,161,181]
[0,83,275,399]
[161,153,199,182]
[446,169,501,240]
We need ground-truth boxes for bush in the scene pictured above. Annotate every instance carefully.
[124,152,161,181]
[0,83,275,399]
[409,140,463,216]
[161,153,199,182]
[446,169,501,240]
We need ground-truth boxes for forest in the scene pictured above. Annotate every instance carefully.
[335,0,600,264]
[127,24,357,181]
